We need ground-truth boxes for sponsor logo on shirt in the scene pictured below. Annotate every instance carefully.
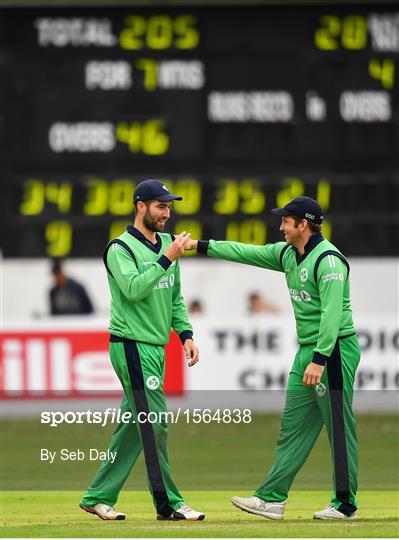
[321,272,344,283]
[300,290,312,302]
[146,376,160,391]
[289,288,312,302]
[154,275,169,289]
[153,274,175,290]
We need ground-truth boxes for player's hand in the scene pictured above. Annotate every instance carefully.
[303,362,324,387]
[183,339,199,367]
[184,239,198,251]
[164,231,191,261]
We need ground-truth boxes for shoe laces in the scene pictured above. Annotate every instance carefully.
[178,504,192,513]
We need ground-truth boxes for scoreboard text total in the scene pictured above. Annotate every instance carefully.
[1,6,398,257]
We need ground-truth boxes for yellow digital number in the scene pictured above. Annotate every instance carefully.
[146,15,173,50]
[109,220,130,240]
[214,179,265,215]
[116,123,141,153]
[213,179,239,214]
[226,220,266,245]
[174,220,202,256]
[369,59,395,89]
[315,15,341,50]
[109,180,136,216]
[142,119,169,155]
[45,221,72,257]
[240,179,265,214]
[315,15,367,50]
[46,182,72,213]
[276,178,304,208]
[166,178,201,215]
[119,14,199,51]
[20,179,45,215]
[116,120,169,155]
[341,15,367,50]
[174,15,199,49]
[119,16,146,50]
[135,58,158,91]
[84,179,108,216]
[316,179,331,210]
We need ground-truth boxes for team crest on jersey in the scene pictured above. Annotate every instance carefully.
[316,383,327,397]
[300,268,308,282]
[146,376,160,391]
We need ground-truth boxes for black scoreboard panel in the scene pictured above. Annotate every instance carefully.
[1,5,398,258]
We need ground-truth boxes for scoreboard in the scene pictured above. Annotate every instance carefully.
[1,4,398,258]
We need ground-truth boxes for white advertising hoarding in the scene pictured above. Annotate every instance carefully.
[2,316,397,413]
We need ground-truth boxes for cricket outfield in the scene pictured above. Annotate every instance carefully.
[1,414,398,537]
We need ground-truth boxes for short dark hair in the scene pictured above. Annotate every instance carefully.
[134,200,151,212]
[292,216,322,233]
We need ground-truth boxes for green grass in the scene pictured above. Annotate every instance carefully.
[2,414,398,491]
[1,490,398,537]
[1,414,398,537]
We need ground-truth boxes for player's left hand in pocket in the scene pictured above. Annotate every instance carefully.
[303,362,324,387]
[184,339,199,367]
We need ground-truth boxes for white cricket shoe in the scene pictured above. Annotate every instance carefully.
[79,502,126,520]
[231,496,286,520]
[157,503,205,521]
[314,505,356,520]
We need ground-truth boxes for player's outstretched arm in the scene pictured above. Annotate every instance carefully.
[186,238,286,272]
[184,239,198,251]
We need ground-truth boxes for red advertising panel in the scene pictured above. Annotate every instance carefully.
[0,330,184,399]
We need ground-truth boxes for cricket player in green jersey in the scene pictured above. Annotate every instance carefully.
[186,196,360,521]
[80,179,205,522]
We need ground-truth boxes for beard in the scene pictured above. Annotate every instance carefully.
[143,209,165,232]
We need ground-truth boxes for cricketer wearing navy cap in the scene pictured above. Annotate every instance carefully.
[184,192,360,521]
[271,196,323,225]
[134,179,183,203]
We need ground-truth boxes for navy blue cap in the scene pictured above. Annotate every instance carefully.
[271,196,323,224]
[134,179,183,203]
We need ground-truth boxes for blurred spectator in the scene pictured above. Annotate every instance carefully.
[248,291,280,314]
[49,259,94,316]
[189,299,204,314]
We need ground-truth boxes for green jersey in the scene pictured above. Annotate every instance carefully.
[104,226,193,345]
[198,233,355,365]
